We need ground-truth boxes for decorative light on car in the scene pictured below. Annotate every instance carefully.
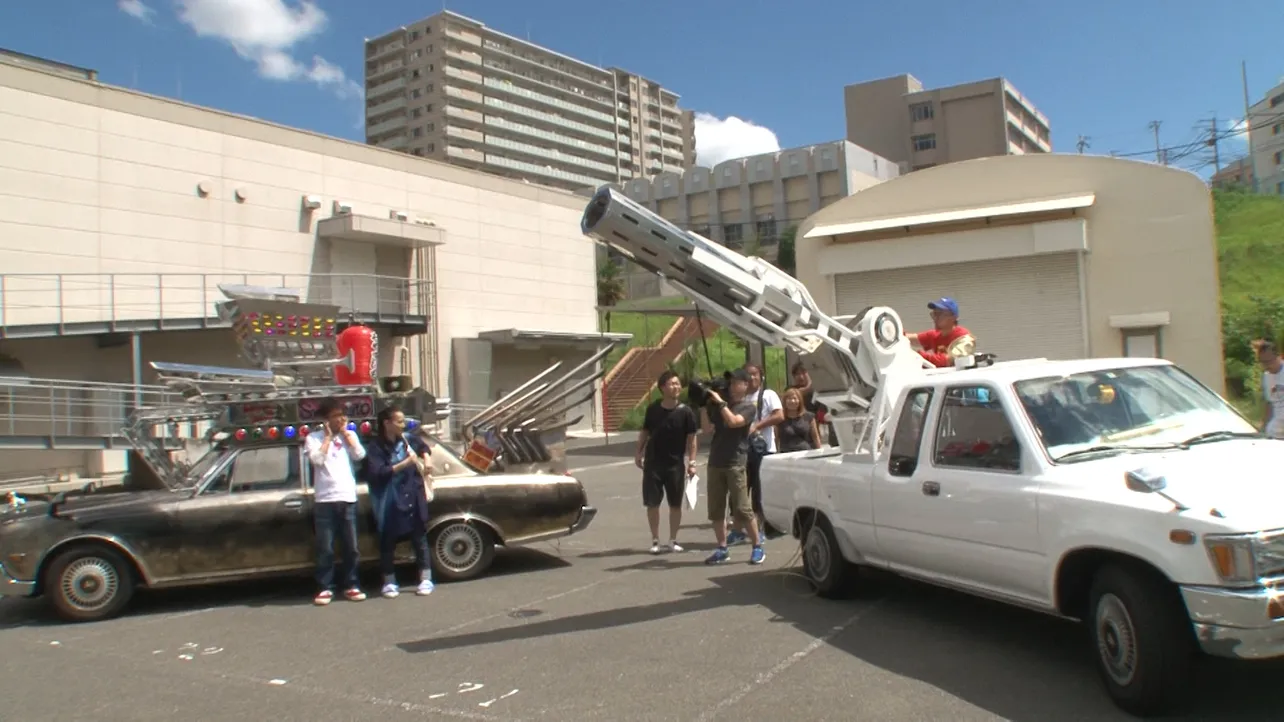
[359,421,372,435]
[266,427,280,440]
[233,311,337,339]
[345,421,357,431]
[284,426,297,439]
[234,428,248,441]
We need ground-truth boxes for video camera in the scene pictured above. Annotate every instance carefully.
[687,372,733,409]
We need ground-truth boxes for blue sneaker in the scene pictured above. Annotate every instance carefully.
[705,547,730,565]
[726,530,748,546]
[757,531,767,546]
[749,546,766,565]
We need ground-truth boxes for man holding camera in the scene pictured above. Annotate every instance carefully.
[700,368,765,566]
[727,363,782,547]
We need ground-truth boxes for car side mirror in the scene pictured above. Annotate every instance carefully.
[1124,467,1166,493]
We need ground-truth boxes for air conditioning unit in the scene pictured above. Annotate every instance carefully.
[302,195,322,210]
[332,200,353,215]
[389,210,409,221]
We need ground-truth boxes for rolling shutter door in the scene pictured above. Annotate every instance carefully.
[831,252,1085,363]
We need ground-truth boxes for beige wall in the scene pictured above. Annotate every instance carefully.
[0,61,597,396]
[796,154,1225,392]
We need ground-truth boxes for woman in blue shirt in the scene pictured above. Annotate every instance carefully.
[363,405,435,598]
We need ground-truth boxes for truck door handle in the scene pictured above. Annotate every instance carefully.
[922,481,941,497]
[282,498,304,510]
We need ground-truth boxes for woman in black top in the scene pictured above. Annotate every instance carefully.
[778,387,822,452]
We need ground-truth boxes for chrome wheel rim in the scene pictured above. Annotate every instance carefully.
[804,527,831,582]
[1095,592,1138,686]
[435,524,484,572]
[60,557,119,612]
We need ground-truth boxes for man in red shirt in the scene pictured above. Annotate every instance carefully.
[906,297,976,367]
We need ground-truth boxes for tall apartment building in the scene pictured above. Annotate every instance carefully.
[364,10,696,193]
[844,74,1051,172]
[607,140,899,299]
[1246,80,1284,195]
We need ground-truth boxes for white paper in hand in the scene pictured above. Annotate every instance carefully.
[684,473,699,511]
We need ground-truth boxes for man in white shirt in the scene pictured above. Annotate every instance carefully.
[304,398,368,606]
[1258,341,1284,439]
[727,363,784,546]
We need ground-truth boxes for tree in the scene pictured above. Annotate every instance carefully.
[775,225,798,276]
[742,231,761,258]
[597,260,626,331]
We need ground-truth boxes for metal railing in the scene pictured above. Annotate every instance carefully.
[0,376,187,446]
[0,273,432,334]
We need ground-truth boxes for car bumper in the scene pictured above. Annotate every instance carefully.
[1182,584,1284,660]
[570,506,597,534]
[0,561,36,598]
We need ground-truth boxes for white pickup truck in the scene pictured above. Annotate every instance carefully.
[761,355,1281,718]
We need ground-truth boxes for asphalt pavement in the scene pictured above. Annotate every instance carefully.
[0,450,1279,722]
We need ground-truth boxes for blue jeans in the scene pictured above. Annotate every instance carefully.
[315,501,360,592]
[380,527,431,585]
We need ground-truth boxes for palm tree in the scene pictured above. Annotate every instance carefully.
[597,260,626,331]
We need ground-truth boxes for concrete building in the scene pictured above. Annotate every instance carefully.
[0,54,620,481]
[795,154,1224,393]
[1246,80,1284,195]
[609,140,899,299]
[844,74,1052,172]
[364,10,695,193]
[1210,156,1254,189]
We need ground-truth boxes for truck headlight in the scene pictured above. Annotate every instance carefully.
[1204,535,1258,583]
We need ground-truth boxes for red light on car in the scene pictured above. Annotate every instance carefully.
[234,428,247,441]
[359,421,372,435]
[267,426,280,439]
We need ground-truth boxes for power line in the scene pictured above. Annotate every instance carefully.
[1076,135,1091,154]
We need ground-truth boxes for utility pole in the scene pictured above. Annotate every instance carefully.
[1243,60,1259,192]
[1076,135,1091,154]
[1148,120,1163,164]
[1208,116,1221,173]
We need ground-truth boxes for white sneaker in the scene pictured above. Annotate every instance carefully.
[381,583,400,599]
[649,541,661,554]
[669,541,684,553]
[416,579,435,596]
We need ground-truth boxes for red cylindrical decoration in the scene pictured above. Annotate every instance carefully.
[335,325,378,386]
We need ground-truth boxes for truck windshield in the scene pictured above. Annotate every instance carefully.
[1013,365,1257,461]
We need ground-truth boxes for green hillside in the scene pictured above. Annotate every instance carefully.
[1216,188,1284,415]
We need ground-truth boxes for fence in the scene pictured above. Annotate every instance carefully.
[0,375,186,447]
[0,272,433,333]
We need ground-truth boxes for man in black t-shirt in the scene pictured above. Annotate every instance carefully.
[635,370,699,554]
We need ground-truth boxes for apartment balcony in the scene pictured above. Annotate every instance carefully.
[445,84,484,105]
[367,40,405,60]
[367,116,407,138]
[482,77,615,126]
[445,27,483,47]
[481,96,616,142]
[483,115,616,160]
[366,76,406,101]
[445,104,484,124]
[484,154,604,189]
[445,65,483,86]
[0,273,432,340]
[446,145,485,163]
[376,134,408,150]
[445,47,483,67]
[481,135,616,176]
[446,124,485,144]
[480,59,614,111]
[479,38,613,96]
[366,96,407,119]
[366,59,405,83]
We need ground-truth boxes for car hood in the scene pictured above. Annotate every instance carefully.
[46,489,179,520]
[1081,438,1284,528]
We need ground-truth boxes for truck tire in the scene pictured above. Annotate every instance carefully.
[1087,563,1197,717]
[44,544,136,623]
[802,515,856,598]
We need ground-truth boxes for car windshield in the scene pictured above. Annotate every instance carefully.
[1013,364,1257,461]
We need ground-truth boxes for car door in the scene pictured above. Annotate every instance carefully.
[913,384,1045,602]
[174,444,315,580]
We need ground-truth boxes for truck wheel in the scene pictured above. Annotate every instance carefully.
[802,516,856,598]
[431,521,496,582]
[44,545,136,623]
[1087,563,1196,717]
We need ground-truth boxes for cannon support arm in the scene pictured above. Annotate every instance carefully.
[580,185,933,448]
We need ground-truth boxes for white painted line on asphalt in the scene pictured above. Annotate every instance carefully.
[567,459,635,474]
[693,599,887,722]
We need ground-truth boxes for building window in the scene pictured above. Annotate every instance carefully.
[426,143,436,153]
[912,134,937,152]
[691,225,711,238]
[410,50,421,60]
[411,148,424,156]
[409,31,419,41]
[411,88,421,99]
[425,122,435,132]
[412,108,422,118]
[723,223,744,246]
[756,216,777,243]
[1271,94,1284,108]
[1277,181,1284,195]
[1273,123,1282,135]
[911,163,937,171]
[425,83,434,93]
[1276,151,1283,165]
[909,102,934,122]
[413,127,423,137]
[425,104,433,112]
[412,69,421,79]
[1122,328,1162,358]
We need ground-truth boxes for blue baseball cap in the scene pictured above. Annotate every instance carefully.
[928,297,959,317]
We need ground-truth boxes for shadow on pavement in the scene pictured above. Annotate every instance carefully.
[394,564,1277,721]
[0,547,570,628]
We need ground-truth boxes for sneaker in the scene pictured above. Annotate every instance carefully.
[757,531,767,546]
[669,541,684,553]
[343,588,367,602]
[649,540,661,555]
[705,547,730,565]
[313,590,333,606]
[416,579,435,596]
[381,583,400,599]
[726,530,748,546]
[749,546,766,565]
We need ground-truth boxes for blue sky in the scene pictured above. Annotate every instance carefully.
[2,0,1281,175]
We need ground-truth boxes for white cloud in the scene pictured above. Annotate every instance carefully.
[117,0,156,23]
[692,113,781,167]
[173,0,360,99]
[1229,118,1248,145]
